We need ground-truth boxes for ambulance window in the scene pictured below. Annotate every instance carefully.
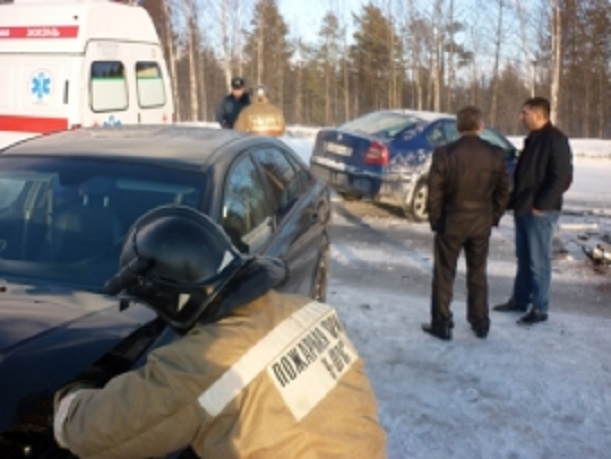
[136,62,166,109]
[90,61,128,112]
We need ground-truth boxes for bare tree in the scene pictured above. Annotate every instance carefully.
[431,0,445,112]
[256,0,264,83]
[406,0,427,110]
[184,0,200,121]
[549,0,562,124]
[445,0,455,112]
[514,0,535,97]
[162,0,180,119]
[490,0,505,127]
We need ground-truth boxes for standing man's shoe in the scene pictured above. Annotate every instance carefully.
[517,309,548,325]
[472,327,489,339]
[493,299,528,312]
[421,323,452,341]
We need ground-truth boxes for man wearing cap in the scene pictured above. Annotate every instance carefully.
[215,76,250,129]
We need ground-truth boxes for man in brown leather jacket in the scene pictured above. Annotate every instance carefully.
[234,85,286,137]
[422,106,510,340]
[53,205,386,459]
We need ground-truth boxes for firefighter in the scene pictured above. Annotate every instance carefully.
[53,205,386,459]
[234,84,286,137]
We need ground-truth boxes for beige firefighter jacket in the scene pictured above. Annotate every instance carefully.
[234,96,286,137]
[54,291,387,459]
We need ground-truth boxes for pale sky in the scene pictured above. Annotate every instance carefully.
[277,0,368,44]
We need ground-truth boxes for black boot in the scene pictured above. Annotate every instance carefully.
[493,299,528,313]
[517,309,548,325]
[472,326,489,339]
[421,323,452,341]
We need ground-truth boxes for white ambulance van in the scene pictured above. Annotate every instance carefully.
[0,0,174,148]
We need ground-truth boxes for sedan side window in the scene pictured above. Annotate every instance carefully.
[426,123,448,147]
[252,148,299,218]
[0,178,25,211]
[222,156,273,253]
[480,128,515,153]
[441,121,460,142]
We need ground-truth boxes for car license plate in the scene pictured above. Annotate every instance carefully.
[324,141,353,156]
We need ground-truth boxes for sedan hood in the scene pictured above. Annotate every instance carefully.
[0,282,157,434]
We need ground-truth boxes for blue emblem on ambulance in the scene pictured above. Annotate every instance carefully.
[31,70,52,102]
[103,115,122,128]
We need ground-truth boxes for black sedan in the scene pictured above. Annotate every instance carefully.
[310,109,517,222]
[0,126,330,457]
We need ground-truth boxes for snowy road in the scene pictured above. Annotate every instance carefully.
[327,198,611,459]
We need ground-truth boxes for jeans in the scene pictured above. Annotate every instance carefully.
[511,211,560,312]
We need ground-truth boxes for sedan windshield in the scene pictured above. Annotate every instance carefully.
[0,156,204,291]
[340,112,422,139]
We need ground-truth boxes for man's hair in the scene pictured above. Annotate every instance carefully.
[456,105,483,133]
[523,97,550,118]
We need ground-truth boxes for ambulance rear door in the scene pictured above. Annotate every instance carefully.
[131,43,173,124]
[82,40,173,128]
[82,40,138,128]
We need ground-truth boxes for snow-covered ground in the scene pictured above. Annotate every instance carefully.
[281,130,611,459]
[178,122,611,458]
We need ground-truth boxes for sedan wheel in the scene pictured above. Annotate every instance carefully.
[406,181,429,222]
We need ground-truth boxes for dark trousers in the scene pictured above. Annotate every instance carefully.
[431,232,490,330]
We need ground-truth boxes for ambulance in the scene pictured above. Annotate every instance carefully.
[0,0,174,148]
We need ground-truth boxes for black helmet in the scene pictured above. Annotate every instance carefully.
[105,205,246,331]
[231,76,246,89]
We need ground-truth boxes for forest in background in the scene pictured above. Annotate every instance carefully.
[7,0,605,137]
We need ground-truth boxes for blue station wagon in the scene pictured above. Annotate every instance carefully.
[310,110,517,222]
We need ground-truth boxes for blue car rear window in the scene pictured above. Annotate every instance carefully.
[340,112,421,138]
[0,156,204,291]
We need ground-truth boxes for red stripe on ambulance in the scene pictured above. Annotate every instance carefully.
[0,115,69,133]
[0,26,79,39]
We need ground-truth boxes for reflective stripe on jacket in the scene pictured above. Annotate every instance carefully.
[55,291,387,459]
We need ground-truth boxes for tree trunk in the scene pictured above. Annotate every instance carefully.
[221,0,232,90]
[432,0,444,113]
[343,34,350,121]
[407,0,424,110]
[325,36,332,125]
[445,0,455,113]
[256,0,264,84]
[490,0,504,127]
[161,0,179,120]
[295,48,303,124]
[550,0,561,125]
[514,0,535,97]
[185,2,200,122]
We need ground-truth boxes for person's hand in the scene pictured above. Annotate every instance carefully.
[53,366,112,412]
[532,208,544,216]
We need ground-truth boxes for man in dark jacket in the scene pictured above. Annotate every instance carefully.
[494,97,573,325]
[215,76,250,129]
[422,106,510,340]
